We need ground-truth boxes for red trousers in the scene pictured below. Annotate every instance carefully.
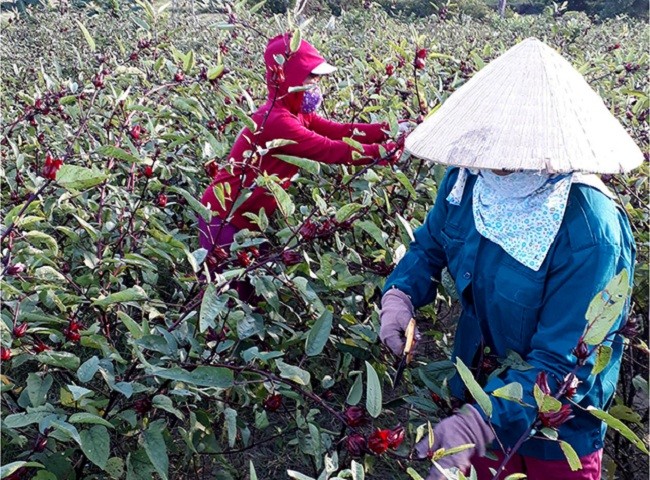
[472,449,603,480]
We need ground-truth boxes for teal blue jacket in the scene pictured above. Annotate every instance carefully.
[384,168,636,460]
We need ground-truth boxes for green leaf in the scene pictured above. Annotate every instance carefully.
[117,312,144,339]
[287,471,315,480]
[365,361,382,418]
[305,310,332,356]
[455,358,492,417]
[69,413,114,429]
[1,462,44,479]
[249,461,259,480]
[126,449,156,480]
[25,373,53,408]
[533,384,562,413]
[355,220,387,248]
[260,179,294,217]
[587,407,649,454]
[56,165,107,191]
[273,155,320,175]
[559,441,582,472]
[276,360,311,386]
[224,408,237,448]
[80,425,110,470]
[591,345,612,375]
[78,356,100,383]
[583,269,630,345]
[105,457,125,479]
[143,420,168,480]
[290,28,301,53]
[539,427,559,440]
[406,467,425,480]
[93,286,148,307]
[351,459,364,480]
[183,49,195,72]
[608,405,642,425]
[394,170,417,197]
[75,20,96,52]
[491,382,523,403]
[199,283,227,332]
[153,366,234,388]
[37,351,80,370]
[335,203,364,222]
[169,186,212,222]
[346,373,363,405]
[34,266,66,283]
[97,145,141,164]
[24,231,59,255]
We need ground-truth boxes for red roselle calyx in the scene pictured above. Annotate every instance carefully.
[387,426,405,449]
[415,58,426,70]
[539,404,574,429]
[157,193,168,208]
[299,220,318,241]
[33,339,50,353]
[345,433,367,456]
[535,371,551,396]
[416,48,427,59]
[619,315,640,338]
[281,250,302,266]
[236,251,252,267]
[573,340,590,362]
[212,246,230,262]
[13,322,28,338]
[564,373,579,400]
[1,346,11,361]
[343,406,369,427]
[7,263,26,276]
[385,64,395,76]
[263,393,283,412]
[367,429,390,455]
[33,435,48,452]
[142,165,154,178]
[42,154,63,180]
[133,396,153,416]
[64,328,81,343]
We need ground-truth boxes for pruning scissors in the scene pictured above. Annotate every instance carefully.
[392,318,417,389]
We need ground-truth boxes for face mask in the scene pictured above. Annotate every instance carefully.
[300,85,323,113]
[479,169,550,200]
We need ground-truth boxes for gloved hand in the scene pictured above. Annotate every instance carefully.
[415,405,495,480]
[379,288,417,355]
[378,140,403,165]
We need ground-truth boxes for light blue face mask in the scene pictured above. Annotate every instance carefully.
[300,85,323,113]
[478,169,550,200]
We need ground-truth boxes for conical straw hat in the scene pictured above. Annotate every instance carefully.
[405,37,644,174]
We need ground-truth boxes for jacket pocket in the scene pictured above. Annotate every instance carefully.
[494,261,545,350]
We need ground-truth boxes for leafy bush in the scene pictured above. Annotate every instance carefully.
[1,2,648,479]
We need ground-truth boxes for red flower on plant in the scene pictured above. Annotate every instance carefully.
[130,125,143,141]
[13,322,28,338]
[539,403,574,429]
[263,393,283,412]
[387,426,405,449]
[536,371,551,396]
[64,328,81,343]
[415,58,426,70]
[367,429,390,455]
[345,433,367,456]
[157,193,168,208]
[416,48,427,59]
[1,346,11,361]
[33,339,50,353]
[281,250,302,266]
[236,251,252,267]
[7,263,26,275]
[343,406,369,427]
[385,64,395,76]
[142,165,154,178]
[573,340,590,362]
[42,154,63,180]
[133,396,153,416]
[299,220,318,241]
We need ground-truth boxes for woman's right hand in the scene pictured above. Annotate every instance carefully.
[379,288,418,355]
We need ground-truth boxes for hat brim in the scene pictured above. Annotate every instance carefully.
[311,62,337,75]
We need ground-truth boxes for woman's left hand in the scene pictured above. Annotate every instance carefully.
[414,405,495,480]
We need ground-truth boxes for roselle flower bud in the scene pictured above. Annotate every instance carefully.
[6,263,26,276]
[64,328,81,343]
[536,371,551,396]
[573,340,590,362]
[367,429,390,455]
[33,435,48,452]
[263,393,283,412]
[206,326,226,343]
[281,250,302,266]
[130,125,142,141]
[33,339,50,353]
[387,426,405,449]
[212,245,230,262]
[416,48,427,59]
[42,153,63,180]
[539,403,574,429]
[415,58,426,70]
[385,64,395,76]
[247,247,260,258]
[1,346,11,361]
[317,219,337,238]
[236,251,252,267]
[92,74,105,89]
[345,433,367,456]
[343,406,369,427]
[270,65,285,85]
[174,71,185,82]
[299,220,318,241]
[133,396,153,416]
[157,193,168,208]
[564,374,579,400]
[12,322,28,338]
[68,319,82,332]
[4,467,26,480]
[205,161,219,177]
[142,165,154,178]
[619,315,640,338]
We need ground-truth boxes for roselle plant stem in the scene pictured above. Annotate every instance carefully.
[1,180,51,245]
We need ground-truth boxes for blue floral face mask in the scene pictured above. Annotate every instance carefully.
[300,85,323,114]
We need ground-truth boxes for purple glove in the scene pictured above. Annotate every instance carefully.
[415,405,495,480]
[379,288,417,355]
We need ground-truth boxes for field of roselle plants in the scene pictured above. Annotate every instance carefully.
[1,1,649,479]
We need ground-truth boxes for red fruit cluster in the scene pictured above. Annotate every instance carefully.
[129,125,144,141]
[299,218,343,241]
[12,322,28,338]
[366,426,405,455]
[1,346,11,361]
[42,153,63,180]
[385,64,395,76]
[415,48,427,70]
[624,62,639,73]
[263,393,283,412]
[539,403,573,429]
[157,193,168,208]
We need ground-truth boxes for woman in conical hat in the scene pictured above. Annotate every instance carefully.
[379,38,640,479]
